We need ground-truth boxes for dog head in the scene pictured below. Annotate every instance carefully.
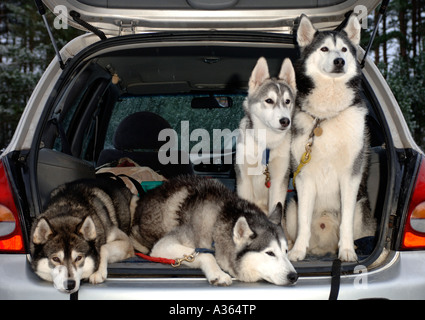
[246,57,296,132]
[297,14,361,79]
[30,215,97,294]
[232,203,298,286]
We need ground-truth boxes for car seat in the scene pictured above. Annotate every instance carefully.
[98,111,193,178]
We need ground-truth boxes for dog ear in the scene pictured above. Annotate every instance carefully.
[278,58,296,93]
[33,218,53,244]
[297,14,317,47]
[269,202,283,225]
[233,216,254,246]
[78,216,97,241]
[343,14,361,46]
[248,57,270,95]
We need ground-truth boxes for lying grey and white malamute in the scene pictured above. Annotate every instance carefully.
[30,177,135,293]
[131,175,297,286]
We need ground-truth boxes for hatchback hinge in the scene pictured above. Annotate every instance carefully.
[119,21,137,36]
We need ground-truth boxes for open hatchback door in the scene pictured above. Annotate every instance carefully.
[42,0,381,35]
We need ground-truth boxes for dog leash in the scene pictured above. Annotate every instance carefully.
[262,148,271,188]
[292,118,323,189]
[135,246,215,268]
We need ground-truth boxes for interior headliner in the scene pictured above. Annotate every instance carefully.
[95,43,299,95]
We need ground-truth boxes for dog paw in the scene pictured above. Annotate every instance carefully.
[288,249,306,262]
[208,272,232,286]
[338,248,357,262]
[89,270,107,284]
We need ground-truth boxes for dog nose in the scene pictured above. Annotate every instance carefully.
[287,272,298,284]
[279,117,290,128]
[66,279,76,291]
[334,58,345,67]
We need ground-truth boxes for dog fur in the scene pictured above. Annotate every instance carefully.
[30,177,136,293]
[286,14,377,262]
[236,57,296,214]
[131,175,297,286]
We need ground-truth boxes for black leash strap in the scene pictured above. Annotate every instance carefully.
[117,173,146,196]
[70,290,78,300]
[96,171,146,196]
[329,259,342,300]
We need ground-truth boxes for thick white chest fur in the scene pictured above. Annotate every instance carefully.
[292,106,366,210]
[288,101,368,262]
[301,73,356,119]
[236,119,291,213]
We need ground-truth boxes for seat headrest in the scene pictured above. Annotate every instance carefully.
[113,111,172,150]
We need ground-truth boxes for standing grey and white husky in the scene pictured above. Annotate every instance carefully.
[30,177,136,293]
[236,57,296,214]
[131,175,297,286]
[286,14,376,262]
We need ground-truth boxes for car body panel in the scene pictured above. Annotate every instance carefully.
[1,251,425,300]
[0,255,67,300]
[42,0,380,34]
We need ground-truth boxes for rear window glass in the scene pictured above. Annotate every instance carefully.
[104,94,246,155]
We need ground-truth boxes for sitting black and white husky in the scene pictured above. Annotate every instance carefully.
[286,14,376,262]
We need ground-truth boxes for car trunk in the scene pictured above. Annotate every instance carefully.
[29,26,393,284]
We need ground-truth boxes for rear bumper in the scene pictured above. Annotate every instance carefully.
[1,251,424,300]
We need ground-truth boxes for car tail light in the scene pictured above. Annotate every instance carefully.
[0,160,25,253]
[401,158,425,250]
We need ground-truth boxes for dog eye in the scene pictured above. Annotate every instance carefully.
[320,47,329,52]
[51,257,61,263]
[266,251,276,257]
[285,99,291,105]
[75,255,83,262]
[265,98,274,104]
[341,47,347,52]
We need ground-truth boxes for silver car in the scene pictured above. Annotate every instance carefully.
[1,0,425,300]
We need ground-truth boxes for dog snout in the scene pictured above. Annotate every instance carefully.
[287,272,298,284]
[279,117,290,128]
[334,58,345,68]
[65,279,76,292]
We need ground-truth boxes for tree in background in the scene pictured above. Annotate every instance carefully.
[0,0,81,148]
[365,0,425,148]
